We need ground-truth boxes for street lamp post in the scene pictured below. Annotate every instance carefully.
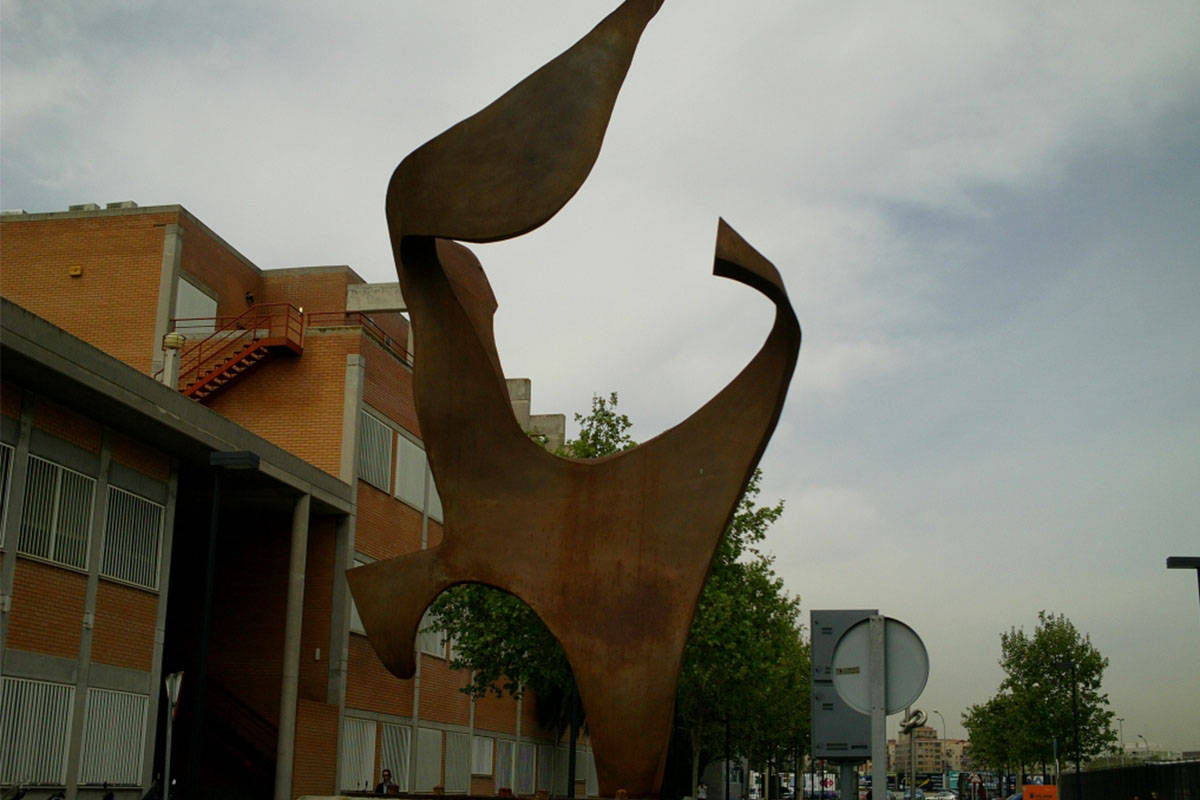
[1056,660,1082,800]
[1166,556,1200,621]
[1137,734,1149,760]
[932,710,947,792]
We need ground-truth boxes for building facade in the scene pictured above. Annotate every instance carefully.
[0,202,581,799]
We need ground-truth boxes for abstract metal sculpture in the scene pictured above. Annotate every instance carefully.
[347,1,800,795]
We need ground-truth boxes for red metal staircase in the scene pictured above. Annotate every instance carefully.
[165,303,304,402]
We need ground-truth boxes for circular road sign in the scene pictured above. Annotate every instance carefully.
[830,616,929,715]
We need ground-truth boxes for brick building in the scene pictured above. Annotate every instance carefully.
[0,202,585,800]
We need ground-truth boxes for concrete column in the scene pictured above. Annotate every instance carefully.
[152,223,184,375]
[143,461,181,789]
[0,393,35,668]
[332,353,363,792]
[275,493,311,800]
[339,355,365,484]
[65,430,113,800]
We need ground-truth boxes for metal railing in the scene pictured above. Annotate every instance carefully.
[307,311,412,366]
[168,303,304,389]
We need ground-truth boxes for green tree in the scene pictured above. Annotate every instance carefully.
[962,692,1021,773]
[963,612,1115,778]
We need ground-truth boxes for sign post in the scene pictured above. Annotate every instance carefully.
[869,616,887,800]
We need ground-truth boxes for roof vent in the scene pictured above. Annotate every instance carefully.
[69,203,101,211]
[106,201,138,209]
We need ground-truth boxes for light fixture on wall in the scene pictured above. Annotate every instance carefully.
[245,291,255,304]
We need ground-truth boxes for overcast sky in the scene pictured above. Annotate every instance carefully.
[3,0,1198,751]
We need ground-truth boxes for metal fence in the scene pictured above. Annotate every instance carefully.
[1060,761,1199,800]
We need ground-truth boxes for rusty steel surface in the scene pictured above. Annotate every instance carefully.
[346,1,800,796]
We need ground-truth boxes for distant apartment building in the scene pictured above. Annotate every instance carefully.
[891,727,949,774]
[0,202,581,800]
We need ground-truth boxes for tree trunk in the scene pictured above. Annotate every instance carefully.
[691,711,705,799]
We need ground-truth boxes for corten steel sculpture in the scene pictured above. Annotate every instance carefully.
[347,1,800,796]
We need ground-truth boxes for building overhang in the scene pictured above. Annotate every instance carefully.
[1,297,353,516]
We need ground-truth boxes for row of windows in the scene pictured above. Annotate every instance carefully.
[340,718,590,795]
[0,676,147,786]
[359,410,443,521]
[0,449,165,590]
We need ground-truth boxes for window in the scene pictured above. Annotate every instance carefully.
[19,454,95,569]
[382,723,412,791]
[359,411,393,491]
[517,741,536,795]
[428,471,444,523]
[416,608,445,658]
[445,731,470,793]
[553,746,570,795]
[339,717,377,792]
[471,735,494,775]
[102,486,164,590]
[0,442,14,534]
[174,277,218,335]
[537,744,554,792]
[0,676,74,785]
[394,435,426,510]
[585,748,598,797]
[496,739,515,793]
[415,727,443,792]
[79,688,147,785]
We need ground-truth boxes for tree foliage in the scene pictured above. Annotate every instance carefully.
[963,611,1115,772]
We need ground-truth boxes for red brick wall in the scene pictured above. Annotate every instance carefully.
[177,215,263,320]
[356,483,423,561]
[91,580,156,671]
[33,395,102,454]
[1,381,21,419]
[346,634,414,716]
[363,335,419,437]
[8,559,86,658]
[416,653,470,726]
[0,212,177,373]
[300,517,335,703]
[474,689,518,735]
[261,269,358,315]
[110,430,171,481]
[292,698,339,798]
[207,333,354,475]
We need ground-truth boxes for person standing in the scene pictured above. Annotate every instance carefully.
[375,768,398,794]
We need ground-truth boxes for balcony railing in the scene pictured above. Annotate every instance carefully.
[306,311,412,366]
